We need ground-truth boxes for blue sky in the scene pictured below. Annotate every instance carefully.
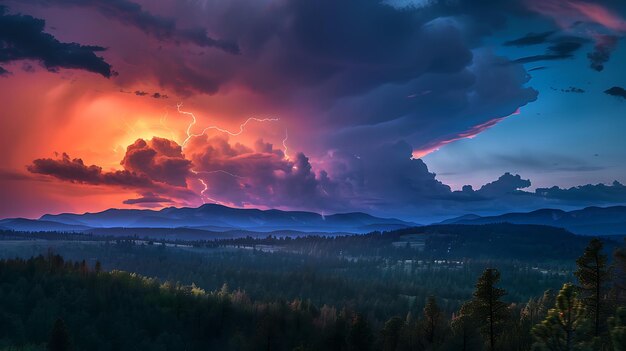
[426,15,626,191]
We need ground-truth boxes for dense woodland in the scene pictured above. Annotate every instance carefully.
[0,224,624,350]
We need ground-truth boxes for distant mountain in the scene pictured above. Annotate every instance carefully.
[441,206,626,235]
[0,218,91,232]
[34,204,417,233]
[439,214,481,224]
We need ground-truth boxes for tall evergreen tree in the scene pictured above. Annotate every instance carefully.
[422,296,443,345]
[574,238,610,337]
[614,241,626,306]
[532,283,588,351]
[471,268,509,351]
[47,318,71,351]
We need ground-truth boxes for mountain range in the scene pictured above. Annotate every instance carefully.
[2,204,625,238]
[0,204,417,235]
[440,205,626,235]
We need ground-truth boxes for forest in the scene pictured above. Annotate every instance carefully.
[0,224,623,350]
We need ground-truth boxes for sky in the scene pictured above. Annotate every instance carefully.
[1,0,626,222]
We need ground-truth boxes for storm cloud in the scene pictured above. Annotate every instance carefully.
[6,0,626,220]
[27,139,198,203]
[0,6,112,77]
[535,181,626,203]
[121,137,192,187]
[19,0,239,54]
[27,153,154,188]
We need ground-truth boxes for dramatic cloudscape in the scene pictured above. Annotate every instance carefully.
[1,0,626,222]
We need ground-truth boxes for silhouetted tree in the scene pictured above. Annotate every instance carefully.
[574,238,610,337]
[471,268,509,351]
[614,240,626,305]
[422,296,443,345]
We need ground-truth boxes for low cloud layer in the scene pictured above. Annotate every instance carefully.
[27,138,198,205]
[535,181,626,203]
[27,152,154,188]
[25,136,626,220]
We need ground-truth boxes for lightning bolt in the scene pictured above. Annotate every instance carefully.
[175,103,290,206]
[282,129,289,159]
[191,169,228,205]
[176,103,279,148]
[193,169,245,179]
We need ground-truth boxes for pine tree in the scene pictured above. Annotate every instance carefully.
[48,318,71,351]
[422,296,442,345]
[532,283,588,351]
[471,268,509,351]
[574,238,610,337]
[614,241,626,305]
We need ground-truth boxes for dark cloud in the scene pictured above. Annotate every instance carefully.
[27,139,198,204]
[23,0,239,54]
[605,86,626,99]
[123,192,173,205]
[325,141,452,207]
[9,0,539,157]
[27,153,154,188]
[186,135,340,210]
[548,41,583,56]
[0,6,111,77]
[132,90,167,98]
[561,86,585,93]
[535,181,626,203]
[121,137,191,187]
[476,172,531,197]
[588,35,619,72]
[504,31,555,46]
[513,39,584,63]
[322,51,537,153]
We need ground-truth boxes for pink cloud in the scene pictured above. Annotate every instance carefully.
[527,0,626,31]
[412,109,521,159]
